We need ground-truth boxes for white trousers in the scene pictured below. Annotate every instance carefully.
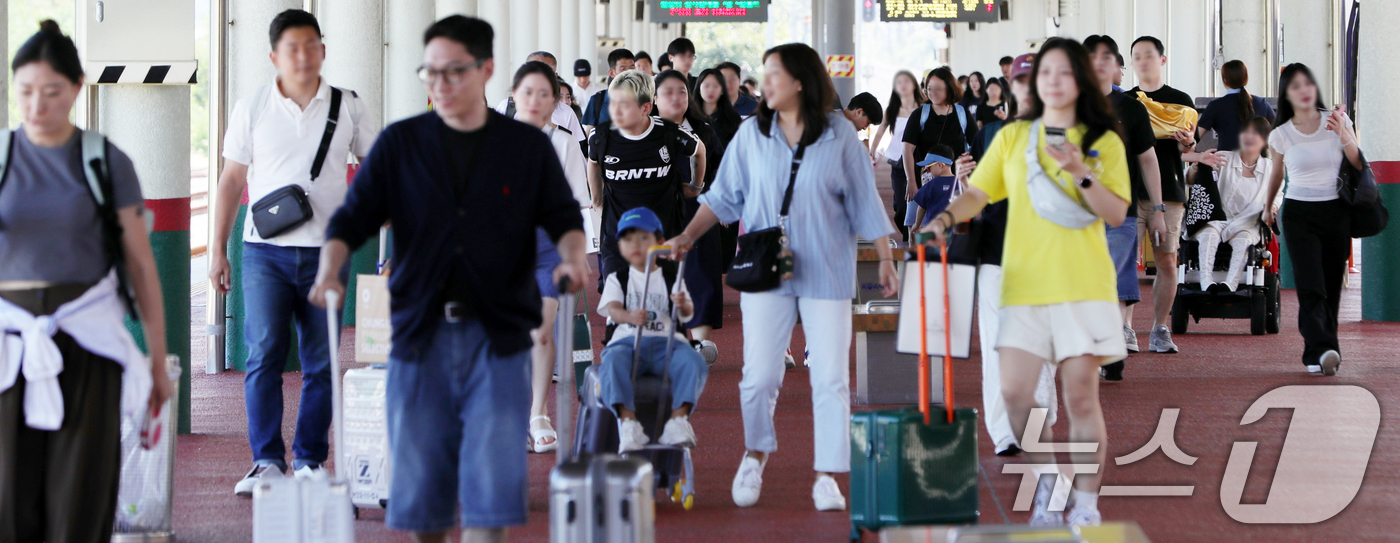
[738,293,852,472]
[977,264,1058,452]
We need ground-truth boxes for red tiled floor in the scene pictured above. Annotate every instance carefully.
[174,261,1399,542]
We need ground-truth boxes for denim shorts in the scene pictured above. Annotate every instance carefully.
[385,319,531,531]
[1105,220,1141,304]
[535,229,563,299]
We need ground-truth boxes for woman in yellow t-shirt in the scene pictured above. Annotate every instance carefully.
[922,38,1131,527]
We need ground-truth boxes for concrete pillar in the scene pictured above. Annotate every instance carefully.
[539,0,562,61]
[1358,0,1400,321]
[1168,0,1207,97]
[819,0,855,103]
[578,0,596,69]
[629,1,643,62]
[320,0,384,325]
[512,0,540,68]
[478,0,510,103]
[386,0,434,124]
[609,0,623,42]
[560,0,580,72]
[435,0,477,16]
[1281,0,1338,102]
[98,86,192,433]
[223,0,302,373]
[1221,0,1267,96]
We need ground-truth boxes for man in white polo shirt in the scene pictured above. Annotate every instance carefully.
[207,9,377,496]
[495,50,586,145]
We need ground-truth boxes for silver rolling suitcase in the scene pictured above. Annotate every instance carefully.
[252,290,355,543]
[549,279,657,543]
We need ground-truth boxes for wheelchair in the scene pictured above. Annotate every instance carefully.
[1170,227,1281,336]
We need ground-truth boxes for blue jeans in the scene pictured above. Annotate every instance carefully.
[386,319,531,531]
[599,336,709,414]
[242,242,345,469]
[1105,220,1141,305]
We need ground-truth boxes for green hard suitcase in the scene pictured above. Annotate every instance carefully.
[850,234,979,541]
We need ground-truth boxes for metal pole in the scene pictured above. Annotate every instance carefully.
[207,0,229,374]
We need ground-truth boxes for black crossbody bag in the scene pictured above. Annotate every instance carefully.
[726,144,805,293]
[251,87,343,239]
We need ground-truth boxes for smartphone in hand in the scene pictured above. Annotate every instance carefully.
[1045,127,1068,149]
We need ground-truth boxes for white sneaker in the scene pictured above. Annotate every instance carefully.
[293,464,325,480]
[1306,364,1322,374]
[812,475,847,511]
[1123,325,1138,353]
[1148,325,1178,354]
[1028,475,1064,526]
[803,348,811,367]
[658,416,697,448]
[1066,506,1102,526]
[1320,350,1341,376]
[617,419,650,453]
[234,463,284,498]
[784,350,796,369]
[697,340,719,366]
[732,454,766,507]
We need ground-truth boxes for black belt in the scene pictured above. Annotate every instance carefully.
[0,284,93,316]
[444,300,476,323]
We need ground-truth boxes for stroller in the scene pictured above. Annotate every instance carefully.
[571,246,697,509]
[1171,227,1281,336]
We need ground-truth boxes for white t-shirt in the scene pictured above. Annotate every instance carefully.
[1267,118,1352,202]
[573,79,604,106]
[546,124,591,207]
[496,98,586,142]
[598,266,692,345]
[223,78,378,247]
[883,115,910,162]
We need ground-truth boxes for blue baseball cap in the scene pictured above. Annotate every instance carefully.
[617,207,664,237]
[916,152,954,168]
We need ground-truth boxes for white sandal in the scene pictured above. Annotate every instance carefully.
[529,415,558,453]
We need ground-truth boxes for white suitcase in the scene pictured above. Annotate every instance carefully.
[253,291,356,543]
[342,366,390,513]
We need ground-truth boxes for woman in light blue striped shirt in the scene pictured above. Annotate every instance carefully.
[670,43,898,513]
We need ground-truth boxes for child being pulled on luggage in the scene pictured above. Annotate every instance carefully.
[912,144,961,229]
[597,207,710,453]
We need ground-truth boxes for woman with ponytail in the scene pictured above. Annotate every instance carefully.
[1198,60,1276,152]
[1,21,172,539]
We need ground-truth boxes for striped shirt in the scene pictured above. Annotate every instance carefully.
[701,112,897,300]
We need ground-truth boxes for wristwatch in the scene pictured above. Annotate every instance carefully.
[1079,176,1094,189]
[1152,203,1167,212]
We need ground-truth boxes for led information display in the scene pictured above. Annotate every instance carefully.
[650,1,769,23]
[881,0,999,22]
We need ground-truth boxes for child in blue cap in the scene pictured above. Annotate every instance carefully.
[597,207,710,453]
[912,144,960,228]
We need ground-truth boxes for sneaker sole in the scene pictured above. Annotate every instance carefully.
[1321,353,1341,376]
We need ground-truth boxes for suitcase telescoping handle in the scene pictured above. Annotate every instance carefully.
[324,290,347,477]
[915,233,955,425]
[555,277,576,466]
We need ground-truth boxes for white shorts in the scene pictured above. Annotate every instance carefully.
[997,301,1128,365]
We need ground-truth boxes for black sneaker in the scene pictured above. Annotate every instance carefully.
[1101,361,1124,381]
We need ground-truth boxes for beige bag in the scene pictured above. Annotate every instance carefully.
[354,274,392,364]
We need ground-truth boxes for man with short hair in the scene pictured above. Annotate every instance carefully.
[212,9,378,497]
[312,15,587,543]
[634,50,654,76]
[997,55,1016,112]
[582,48,636,129]
[657,53,674,72]
[716,61,758,116]
[495,50,584,144]
[1086,34,1164,378]
[842,92,883,131]
[667,38,697,77]
[572,59,602,104]
[1128,35,1213,354]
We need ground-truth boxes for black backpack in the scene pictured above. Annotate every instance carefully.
[601,260,684,346]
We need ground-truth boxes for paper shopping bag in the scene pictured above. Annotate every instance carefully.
[354,274,392,364]
[896,261,977,358]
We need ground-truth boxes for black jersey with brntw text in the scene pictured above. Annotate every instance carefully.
[588,117,701,236]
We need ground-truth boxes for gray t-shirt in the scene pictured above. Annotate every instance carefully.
[0,129,143,283]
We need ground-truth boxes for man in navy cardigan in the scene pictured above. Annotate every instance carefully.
[311,16,586,543]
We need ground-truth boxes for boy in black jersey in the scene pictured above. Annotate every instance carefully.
[587,70,705,292]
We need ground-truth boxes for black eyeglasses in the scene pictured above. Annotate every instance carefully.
[417,58,488,86]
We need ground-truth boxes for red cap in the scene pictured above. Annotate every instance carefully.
[1010,53,1036,80]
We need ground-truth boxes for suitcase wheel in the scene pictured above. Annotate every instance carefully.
[353,506,359,520]
[671,480,684,503]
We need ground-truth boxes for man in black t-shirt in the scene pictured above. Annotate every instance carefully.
[587,70,703,291]
[1088,35,1164,377]
[1127,35,1195,354]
